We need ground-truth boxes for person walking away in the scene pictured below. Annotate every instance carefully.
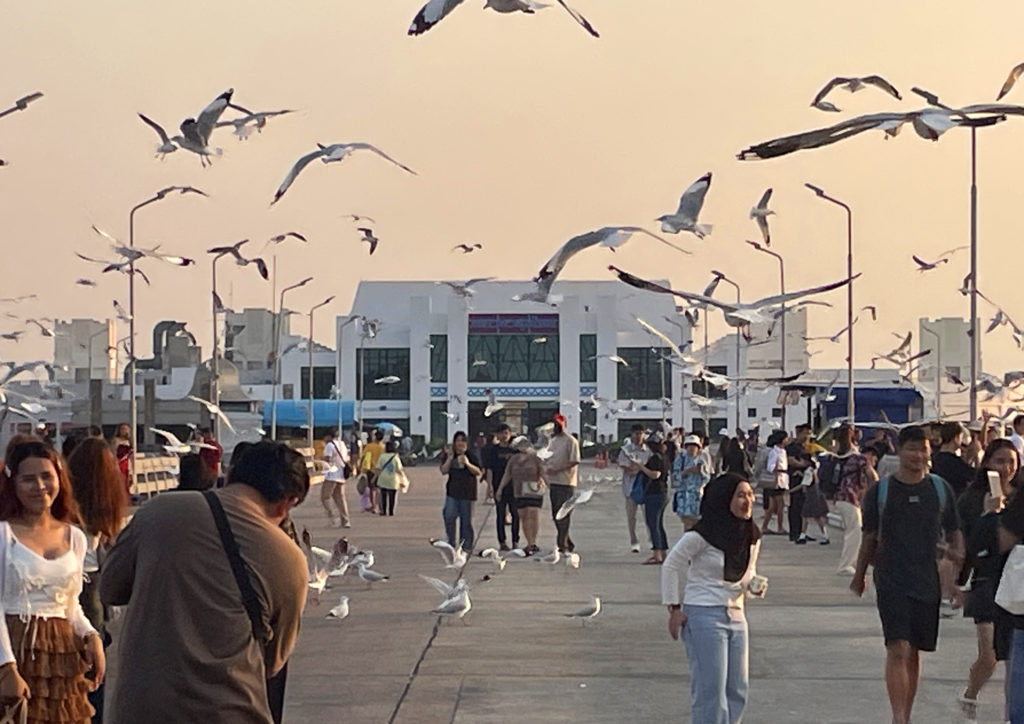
[0,438,105,722]
[640,435,668,564]
[956,439,1020,722]
[673,434,711,530]
[360,429,386,514]
[483,424,518,552]
[617,424,650,553]
[833,424,877,575]
[759,430,789,535]
[933,422,977,499]
[850,426,963,724]
[101,441,310,724]
[110,423,132,497]
[544,414,581,554]
[67,436,129,722]
[722,437,751,478]
[662,473,764,724]
[321,429,351,528]
[495,437,546,554]
[439,431,483,550]
[785,426,813,543]
[374,441,405,517]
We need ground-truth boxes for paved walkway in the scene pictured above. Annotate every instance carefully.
[282,465,1002,723]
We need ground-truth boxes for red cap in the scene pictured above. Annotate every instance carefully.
[553,413,567,426]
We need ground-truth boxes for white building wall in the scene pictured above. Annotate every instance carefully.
[53,319,115,384]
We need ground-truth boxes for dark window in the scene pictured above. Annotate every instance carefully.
[467,334,559,383]
[579,334,597,383]
[282,383,294,400]
[356,348,410,400]
[747,408,757,418]
[430,335,448,383]
[771,407,783,418]
[616,347,672,400]
[690,417,729,443]
[430,401,449,447]
[580,400,597,444]
[74,368,89,383]
[692,365,728,400]
[300,366,337,399]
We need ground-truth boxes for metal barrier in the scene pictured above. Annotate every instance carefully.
[131,455,180,501]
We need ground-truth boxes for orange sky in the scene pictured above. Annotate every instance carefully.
[3,0,1024,377]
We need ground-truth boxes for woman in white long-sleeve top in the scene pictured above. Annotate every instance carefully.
[661,473,763,724]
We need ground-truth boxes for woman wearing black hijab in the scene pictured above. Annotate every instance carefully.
[661,473,764,724]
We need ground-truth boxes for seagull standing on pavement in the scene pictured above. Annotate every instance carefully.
[327,595,350,620]
[357,563,390,589]
[271,142,416,205]
[564,596,601,625]
[749,188,774,245]
[433,588,472,624]
[657,173,713,238]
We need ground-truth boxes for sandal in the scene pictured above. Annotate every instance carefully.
[642,556,661,565]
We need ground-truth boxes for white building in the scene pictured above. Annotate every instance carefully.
[335,280,692,446]
[53,318,116,384]
[917,316,974,419]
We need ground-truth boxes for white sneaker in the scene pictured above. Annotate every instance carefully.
[836,566,856,576]
[957,689,978,723]
[630,544,641,553]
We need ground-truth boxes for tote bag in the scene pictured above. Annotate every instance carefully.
[995,545,1024,615]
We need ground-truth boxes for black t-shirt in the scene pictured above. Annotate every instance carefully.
[931,451,975,498]
[444,448,483,501]
[644,453,667,495]
[484,443,515,489]
[862,475,960,601]
[785,441,811,486]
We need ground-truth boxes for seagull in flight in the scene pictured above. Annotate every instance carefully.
[112,300,131,323]
[408,0,599,38]
[911,246,966,272]
[267,232,307,245]
[484,388,504,417]
[342,214,376,224]
[810,75,902,112]
[0,92,43,121]
[749,188,774,245]
[452,243,483,254]
[0,331,23,342]
[555,488,594,520]
[216,103,294,141]
[609,265,856,329]
[271,142,416,205]
[430,539,468,568]
[437,278,495,298]
[358,228,379,255]
[997,62,1024,101]
[657,173,713,238]
[207,239,269,281]
[90,225,196,267]
[185,394,236,433]
[75,279,97,287]
[590,354,628,367]
[137,88,234,165]
[515,226,690,304]
[374,375,401,385]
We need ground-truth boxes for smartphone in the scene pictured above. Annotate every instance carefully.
[988,470,1003,499]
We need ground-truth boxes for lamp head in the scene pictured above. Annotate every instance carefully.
[804,182,826,197]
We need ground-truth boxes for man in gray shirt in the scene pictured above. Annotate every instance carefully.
[544,413,581,553]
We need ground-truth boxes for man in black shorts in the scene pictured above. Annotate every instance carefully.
[851,425,963,724]
[483,424,518,551]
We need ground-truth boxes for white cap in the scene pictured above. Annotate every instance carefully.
[683,434,702,447]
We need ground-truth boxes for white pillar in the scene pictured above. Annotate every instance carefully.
[409,296,431,438]
[446,297,469,438]
[596,294,618,441]
[558,296,582,435]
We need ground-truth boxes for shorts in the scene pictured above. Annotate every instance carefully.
[515,497,543,509]
[761,488,786,509]
[964,579,997,625]
[876,588,939,652]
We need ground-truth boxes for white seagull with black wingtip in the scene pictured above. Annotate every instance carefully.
[272,142,416,205]
[657,173,713,238]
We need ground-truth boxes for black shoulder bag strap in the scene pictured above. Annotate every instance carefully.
[203,491,270,647]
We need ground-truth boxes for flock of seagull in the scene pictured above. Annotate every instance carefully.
[300,482,603,627]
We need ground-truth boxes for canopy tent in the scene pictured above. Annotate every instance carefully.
[262,400,355,428]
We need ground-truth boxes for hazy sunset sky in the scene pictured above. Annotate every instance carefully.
[3,1,1024,376]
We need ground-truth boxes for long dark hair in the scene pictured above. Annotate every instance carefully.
[67,437,128,539]
[0,437,80,524]
[969,438,1023,491]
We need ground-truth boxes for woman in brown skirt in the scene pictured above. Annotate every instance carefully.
[0,438,104,722]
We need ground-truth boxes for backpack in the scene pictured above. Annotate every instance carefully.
[817,453,842,500]
[876,474,947,519]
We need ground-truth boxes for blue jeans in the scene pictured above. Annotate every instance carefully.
[1010,629,1024,723]
[644,491,668,550]
[682,604,749,724]
[443,497,474,550]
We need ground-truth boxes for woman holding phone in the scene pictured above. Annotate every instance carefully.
[955,438,1021,722]
[439,431,483,550]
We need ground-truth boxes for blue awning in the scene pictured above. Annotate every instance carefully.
[262,400,356,428]
[824,387,923,425]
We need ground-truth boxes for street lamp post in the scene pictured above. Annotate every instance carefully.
[127,185,206,471]
[270,276,313,440]
[805,183,855,422]
[83,326,110,382]
[711,271,742,432]
[662,314,689,429]
[306,296,336,448]
[336,315,362,435]
[746,240,787,429]
[921,323,942,417]
[210,252,227,440]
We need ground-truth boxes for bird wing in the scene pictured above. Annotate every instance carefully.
[150,428,183,447]
[911,255,931,269]
[892,331,912,356]
[137,113,171,145]
[195,89,233,144]
[552,0,600,37]
[534,229,608,285]
[937,245,968,258]
[432,540,456,565]
[745,274,859,310]
[674,173,712,223]
[755,215,770,245]
[347,143,417,174]
[409,0,466,35]
[634,317,683,358]
[754,188,772,210]
[861,75,902,100]
[738,111,915,160]
[463,277,496,287]
[75,252,114,265]
[419,574,456,598]
[608,265,732,310]
[810,77,851,106]
[272,149,324,204]
[997,63,1024,101]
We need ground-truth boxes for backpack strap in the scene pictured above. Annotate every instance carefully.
[929,473,947,509]
[877,475,947,539]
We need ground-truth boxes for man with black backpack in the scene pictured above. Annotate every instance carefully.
[851,426,963,724]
